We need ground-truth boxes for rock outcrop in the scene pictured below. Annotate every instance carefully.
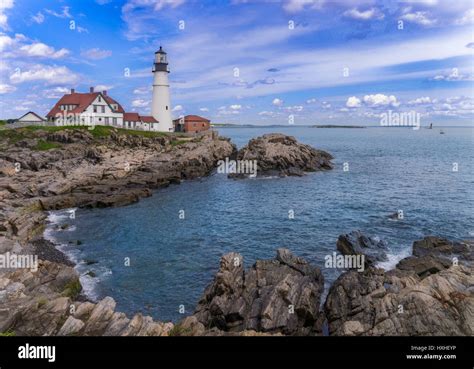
[0,261,173,336]
[192,249,325,335]
[337,230,388,267]
[229,133,333,178]
[325,235,473,336]
[0,127,234,336]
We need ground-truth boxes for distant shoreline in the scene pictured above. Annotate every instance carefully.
[212,124,473,129]
[311,125,365,128]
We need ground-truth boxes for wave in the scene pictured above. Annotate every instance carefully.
[44,208,103,303]
[376,248,411,271]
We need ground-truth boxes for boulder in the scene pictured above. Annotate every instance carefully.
[229,133,333,178]
[337,230,388,267]
[193,248,325,335]
[325,235,474,336]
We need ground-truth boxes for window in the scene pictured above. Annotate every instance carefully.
[166,106,168,110]
[98,96,101,102]
[101,106,105,113]
[93,105,97,113]
[113,118,117,125]
[105,117,109,124]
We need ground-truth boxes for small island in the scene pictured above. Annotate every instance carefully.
[311,124,366,128]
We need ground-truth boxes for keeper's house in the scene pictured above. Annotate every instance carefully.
[46,87,160,131]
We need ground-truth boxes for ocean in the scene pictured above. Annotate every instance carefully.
[44,126,474,323]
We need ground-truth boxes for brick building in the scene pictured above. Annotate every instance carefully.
[173,115,210,133]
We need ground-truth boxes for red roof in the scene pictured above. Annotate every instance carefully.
[140,115,158,123]
[173,115,210,123]
[123,112,141,122]
[46,91,125,118]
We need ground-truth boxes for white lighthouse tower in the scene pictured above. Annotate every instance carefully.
[151,46,173,132]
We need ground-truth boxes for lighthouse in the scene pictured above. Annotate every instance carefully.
[151,46,173,132]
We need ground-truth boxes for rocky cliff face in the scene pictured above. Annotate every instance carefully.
[0,127,236,336]
[325,236,473,336]
[191,249,325,336]
[230,133,333,178]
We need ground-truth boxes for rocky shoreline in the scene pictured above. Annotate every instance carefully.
[0,127,472,336]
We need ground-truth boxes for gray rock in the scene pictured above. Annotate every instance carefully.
[325,235,474,336]
[57,316,85,336]
[337,230,388,267]
[229,133,333,178]
[193,248,325,335]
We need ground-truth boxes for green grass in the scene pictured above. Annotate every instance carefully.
[1,125,186,139]
[37,297,48,308]
[170,139,188,147]
[33,140,62,151]
[168,324,192,336]
[0,330,15,336]
[61,279,82,299]
[0,120,6,126]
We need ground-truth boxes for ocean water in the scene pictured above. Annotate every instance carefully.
[45,126,474,323]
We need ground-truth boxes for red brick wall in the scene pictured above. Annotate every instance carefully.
[184,120,210,133]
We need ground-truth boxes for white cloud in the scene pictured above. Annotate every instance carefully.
[0,83,16,94]
[81,48,112,60]
[306,98,317,104]
[95,84,113,92]
[31,12,45,24]
[122,0,186,39]
[199,107,209,112]
[408,96,432,105]
[433,69,474,81]
[363,94,400,107]
[0,32,14,51]
[45,6,72,19]
[172,104,183,112]
[217,105,240,115]
[343,8,384,21]
[401,11,437,26]
[0,33,69,59]
[283,0,324,13]
[131,99,150,108]
[44,86,70,99]
[19,42,69,59]
[272,98,284,106]
[455,9,474,25]
[133,86,152,94]
[258,110,275,117]
[9,65,80,85]
[0,0,13,30]
[285,105,304,112]
[123,0,186,12]
[346,96,361,108]
[229,104,241,110]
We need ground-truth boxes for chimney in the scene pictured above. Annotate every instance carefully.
[103,90,107,96]
[89,87,94,93]
[71,88,75,94]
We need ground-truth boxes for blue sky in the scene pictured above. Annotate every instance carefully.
[0,0,473,125]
